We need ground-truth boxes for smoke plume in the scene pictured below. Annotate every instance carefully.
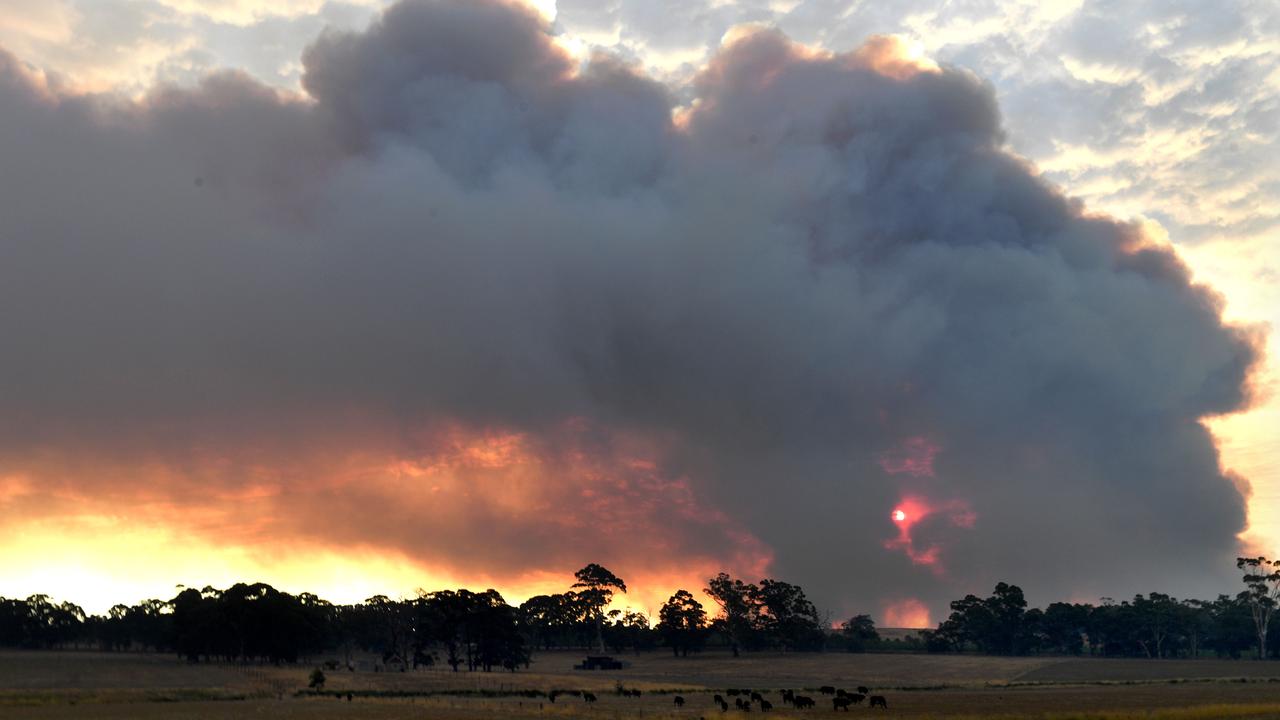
[0,0,1261,619]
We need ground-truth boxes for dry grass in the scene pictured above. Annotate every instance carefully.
[4,649,1280,718]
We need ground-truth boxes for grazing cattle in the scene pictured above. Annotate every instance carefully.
[674,696,685,708]
[583,692,597,703]
[869,695,888,709]
[793,695,816,709]
[833,697,852,711]
[780,689,794,705]
[714,694,725,705]
[759,700,773,712]
[735,698,747,710]
[850,693,866,705]
[718,699,730,712]
[818,686,836,695]
[346,693,352,702]
[856,686,869,695]
[750,692,763,703]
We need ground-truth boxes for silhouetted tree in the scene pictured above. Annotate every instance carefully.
[1205,594,1256,658]
[657,590,707,656]
[1178,599,1212,658]
[839,614,880,653]
[605,609,652,655]
[1237,556,1280,659]
[1038,602,1087,655]
[1130,593,1180,658]
[365,594,416,670]
[704,573,760,656]
[518,592,591,649]
[572,564,626,653]
[933,582,1032,655]
[754,579,824,651]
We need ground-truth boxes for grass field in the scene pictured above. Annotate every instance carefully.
[4,649,1280,718]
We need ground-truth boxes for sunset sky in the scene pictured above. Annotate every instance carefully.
[0,0,1275,627]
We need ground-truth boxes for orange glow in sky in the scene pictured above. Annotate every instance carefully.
[0,422,772,615]
[882,597,930,628]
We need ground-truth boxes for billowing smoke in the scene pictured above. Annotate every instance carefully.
[0,0,1261,620]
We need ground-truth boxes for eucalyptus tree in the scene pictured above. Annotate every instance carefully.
[1237,556,1280,659]
[572,564,626,653]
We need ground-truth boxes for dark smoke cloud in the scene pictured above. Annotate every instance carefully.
[0,0,1261,617]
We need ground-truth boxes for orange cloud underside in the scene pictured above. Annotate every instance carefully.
[0,421,772,615]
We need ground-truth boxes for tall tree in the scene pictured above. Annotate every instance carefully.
[1130,593,1180,659]
[657,590,707,657]
[1237,556,1280,659]
[364,594,415,670]
[704,573,761,656]
[571,564,626,653]
[753,579,824,651]
[936,583,1031,654]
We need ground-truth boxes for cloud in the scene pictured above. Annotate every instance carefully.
[0,0,1263,617]
[0,0,386,92]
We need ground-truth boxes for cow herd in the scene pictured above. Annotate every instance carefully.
[547,683,890,712]
[706,686,888,712]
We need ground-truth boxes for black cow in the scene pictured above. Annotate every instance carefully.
[793,695,816,709]
[856,686,869,695]
[869,695,888,709]
[833,697,852,711]
[780,689,795,705]
[819,686,836,695]
[735,698,747,710]
[714,694,725,705]
[759,699,773,712]
[718,699,730,712]
[674,696,685,708]
[836,689,848,698]
[750,692,764,703]
[850,693,866,705]
[583,692,597,703]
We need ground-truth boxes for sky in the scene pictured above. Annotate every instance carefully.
[0,0,1275,627]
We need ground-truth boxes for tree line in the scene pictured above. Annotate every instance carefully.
[2,557,1277,663]
[0,564,841,664]
[919,558,1280,660]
